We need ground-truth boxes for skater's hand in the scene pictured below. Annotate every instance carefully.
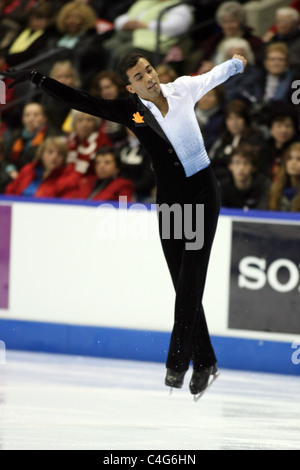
[0,68,36,89]
[232,54,247,73]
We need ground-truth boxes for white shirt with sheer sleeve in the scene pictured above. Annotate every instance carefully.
[140,58,244,177]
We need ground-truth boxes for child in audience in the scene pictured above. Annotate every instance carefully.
[74,146,134,201]
[209,99,266,183]
[220,143,271,210]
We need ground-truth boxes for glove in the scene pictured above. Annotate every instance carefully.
[0,68,36,89]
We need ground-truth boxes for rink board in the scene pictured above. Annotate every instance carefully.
[0,196,299,376]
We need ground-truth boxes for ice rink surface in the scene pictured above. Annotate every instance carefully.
[0,350,299,451]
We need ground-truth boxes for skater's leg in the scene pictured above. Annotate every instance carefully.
[166,169,220,373]
[165,242,217,372]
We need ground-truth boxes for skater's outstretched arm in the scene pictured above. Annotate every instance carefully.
[0,68,129,124]
[179,55,247,105]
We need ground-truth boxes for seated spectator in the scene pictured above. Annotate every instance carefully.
[195,84,225,152]
[55,1,109,88]
[89,70,127,146]
[257,43,295,107]
[209,100,266,183]
[262,106,300,181]
[5,136,79,198]
[103,0,194,69]
[39,60,81,134]
[118,127,155,201]
[220,143,271,210]
[3,3,59,68]
[263,7,300,72]
[66,110,112,176]
[0,1,45,52]
[268,142,300,211]
[4,102,57,181]
[73,146,134,201]
[0,16,20,53]
[192,1,263,75]
[215,37,261,103]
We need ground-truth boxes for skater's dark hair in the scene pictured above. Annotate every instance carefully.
[117,52,151,85]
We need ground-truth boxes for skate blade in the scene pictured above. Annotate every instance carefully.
[193,371,220,402]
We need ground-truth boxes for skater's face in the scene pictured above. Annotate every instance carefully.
[125,58,161,101]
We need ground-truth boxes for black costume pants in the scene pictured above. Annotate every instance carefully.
[156,165,220,373]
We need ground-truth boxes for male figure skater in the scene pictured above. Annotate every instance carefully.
[1,52,246,398]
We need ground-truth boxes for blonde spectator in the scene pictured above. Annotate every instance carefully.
[56,1,97,37]
[258,43,295,105]
[66,110,112,175]
[268,142,300,211]
[56,1,109,87]
[5,136,79,199]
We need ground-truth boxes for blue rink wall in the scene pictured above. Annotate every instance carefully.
[0,196,300,376]
[0,320,299,376]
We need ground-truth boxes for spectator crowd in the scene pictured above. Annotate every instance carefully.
[0,0,300,211]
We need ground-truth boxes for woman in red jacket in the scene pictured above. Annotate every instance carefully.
[5,136,79,198]
[75,146,134,201]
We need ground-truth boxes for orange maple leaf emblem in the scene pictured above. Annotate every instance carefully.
[132,112,144,124]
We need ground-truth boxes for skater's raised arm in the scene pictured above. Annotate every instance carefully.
[179,55,247,105]
[0,68,129,124]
